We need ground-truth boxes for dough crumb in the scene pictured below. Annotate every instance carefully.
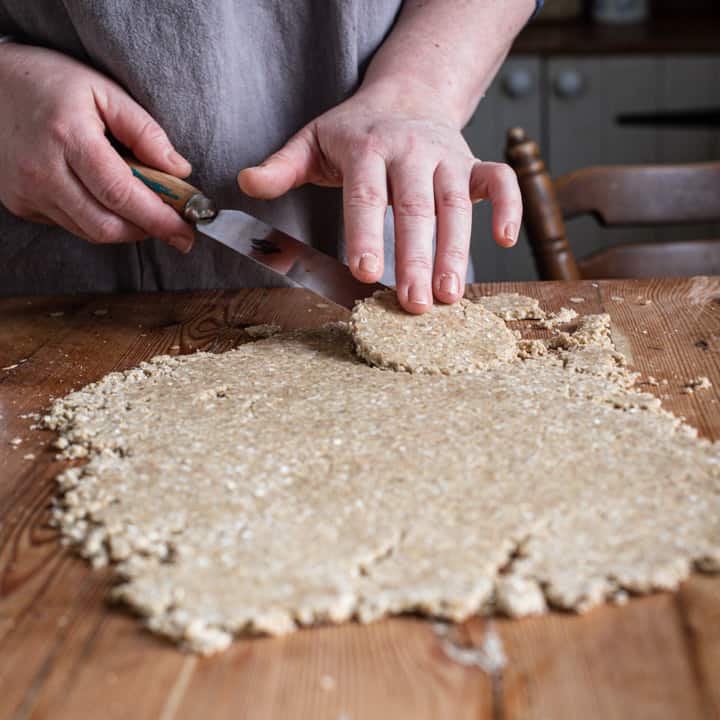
[569,297,585,304]
[682,376,712,394]
[551,314,613,351]
[538,307,578,329]
[518,339,548,359]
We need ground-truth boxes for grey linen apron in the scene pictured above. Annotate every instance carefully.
[0,1,402,294]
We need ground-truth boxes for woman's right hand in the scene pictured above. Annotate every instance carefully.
[0,43,196,252]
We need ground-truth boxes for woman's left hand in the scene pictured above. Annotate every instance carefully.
[238,85,522,314]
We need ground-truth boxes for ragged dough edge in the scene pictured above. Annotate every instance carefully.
[41,303,720,654]
[538,306,579,329]
[471,292,546,320]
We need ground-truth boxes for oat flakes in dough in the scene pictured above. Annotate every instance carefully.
[472,292,546,320]
[539,306,579,329]
[43,294,720,654]
[349,290,518,373]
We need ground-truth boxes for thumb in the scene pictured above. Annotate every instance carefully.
[96,83,192,177]
[238,126,316,199]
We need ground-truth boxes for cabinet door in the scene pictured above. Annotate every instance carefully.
[548,55,720,260]
[463,56,541,281]
[657,56,720,164]
[656,56,720,242]
[547,56,660,257]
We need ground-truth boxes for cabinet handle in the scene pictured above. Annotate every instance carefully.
[502,69,535,99]
[553,69,586,100]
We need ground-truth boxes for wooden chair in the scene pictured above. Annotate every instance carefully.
[505,127,720,280]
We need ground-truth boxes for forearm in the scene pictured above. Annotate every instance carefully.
[359,0,535,128]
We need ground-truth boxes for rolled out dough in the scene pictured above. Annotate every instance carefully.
[43,294,720,653]
[350,290,517,373]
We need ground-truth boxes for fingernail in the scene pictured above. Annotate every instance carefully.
[169,235,193,254]
[168,150,190,170]
[358,252,379,275]
[439,273,458,297]
[407,283,429,305]
[504,223,517,246]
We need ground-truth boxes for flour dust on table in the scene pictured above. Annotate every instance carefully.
[42,292,720,653]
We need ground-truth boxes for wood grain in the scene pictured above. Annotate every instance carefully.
[677,576,720,718]
[1,280,718,719]
[173,620,490,720]
[475,595,709,720]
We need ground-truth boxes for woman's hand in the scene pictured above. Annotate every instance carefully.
[0,44,195,252]
[239,84,522,314]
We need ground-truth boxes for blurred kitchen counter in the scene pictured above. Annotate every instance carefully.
[513,12,720,54]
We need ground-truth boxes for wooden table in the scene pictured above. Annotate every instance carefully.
[1,278,719,720]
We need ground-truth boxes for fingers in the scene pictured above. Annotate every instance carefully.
[96,85,192,177]
[238,126,318,199]
[10,157,190,253]
[43,206,97,242]
[432,162,472,304]
[64,128,195,250]
[343,148,387,283]
[54,165,148,245]
[390,159,436,314]
[470,161,522,248]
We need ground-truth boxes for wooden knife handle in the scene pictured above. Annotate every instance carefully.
[125,159,217,223]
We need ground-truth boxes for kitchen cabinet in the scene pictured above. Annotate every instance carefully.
[464,54,720,280]
[463,57,541,282]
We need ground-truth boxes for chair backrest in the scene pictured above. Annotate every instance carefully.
[505,127,720,281]
[556,164,720,225]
